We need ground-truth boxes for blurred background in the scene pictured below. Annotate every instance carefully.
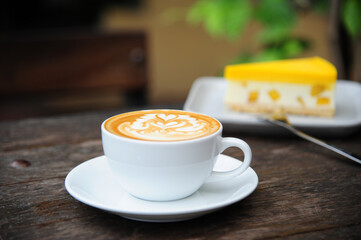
[1,0,360,121]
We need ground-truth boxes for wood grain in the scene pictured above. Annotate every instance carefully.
[0,31,147,94]
[1,112,361,239]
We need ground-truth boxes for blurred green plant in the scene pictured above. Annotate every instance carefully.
[342,0,361,38]
[186,0,361,65]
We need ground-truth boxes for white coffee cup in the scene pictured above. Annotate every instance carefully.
[101,110,252,201]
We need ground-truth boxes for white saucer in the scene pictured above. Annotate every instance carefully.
[65,155,258,222]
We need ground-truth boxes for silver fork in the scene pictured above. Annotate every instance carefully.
[257,114,361,165]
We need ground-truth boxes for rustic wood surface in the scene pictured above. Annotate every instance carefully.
[1,109,361,240]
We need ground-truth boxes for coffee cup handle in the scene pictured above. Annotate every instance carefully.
[205,137,252,183]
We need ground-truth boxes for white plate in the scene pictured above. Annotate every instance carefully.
[184,77,361,136]
[65,155,258,222]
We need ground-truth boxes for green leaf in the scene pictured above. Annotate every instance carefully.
[228,38,309,65]
[224,0,252,40]
[281,39,308,57]
[187,0,252,40]
[342,0,361,38]
[255,0,296,26]
[252,48,286,62]
[203,1,226,37]
[258,24,291,44]
[254,0,295,44]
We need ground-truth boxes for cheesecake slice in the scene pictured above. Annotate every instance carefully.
[224,57,337,117]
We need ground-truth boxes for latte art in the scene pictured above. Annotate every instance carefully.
[104,110,220,141]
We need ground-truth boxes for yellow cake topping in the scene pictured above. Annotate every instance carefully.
[223,57,337,117]
[225,57,337,85]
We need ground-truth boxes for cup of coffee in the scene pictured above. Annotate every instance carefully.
[101,109,252,201]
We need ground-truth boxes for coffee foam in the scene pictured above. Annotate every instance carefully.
[104,110,220,141]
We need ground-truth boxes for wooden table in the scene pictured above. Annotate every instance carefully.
[1,109,361,239]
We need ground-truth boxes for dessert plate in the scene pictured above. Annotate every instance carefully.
[184,77,361,136]
[65,155,258,222]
